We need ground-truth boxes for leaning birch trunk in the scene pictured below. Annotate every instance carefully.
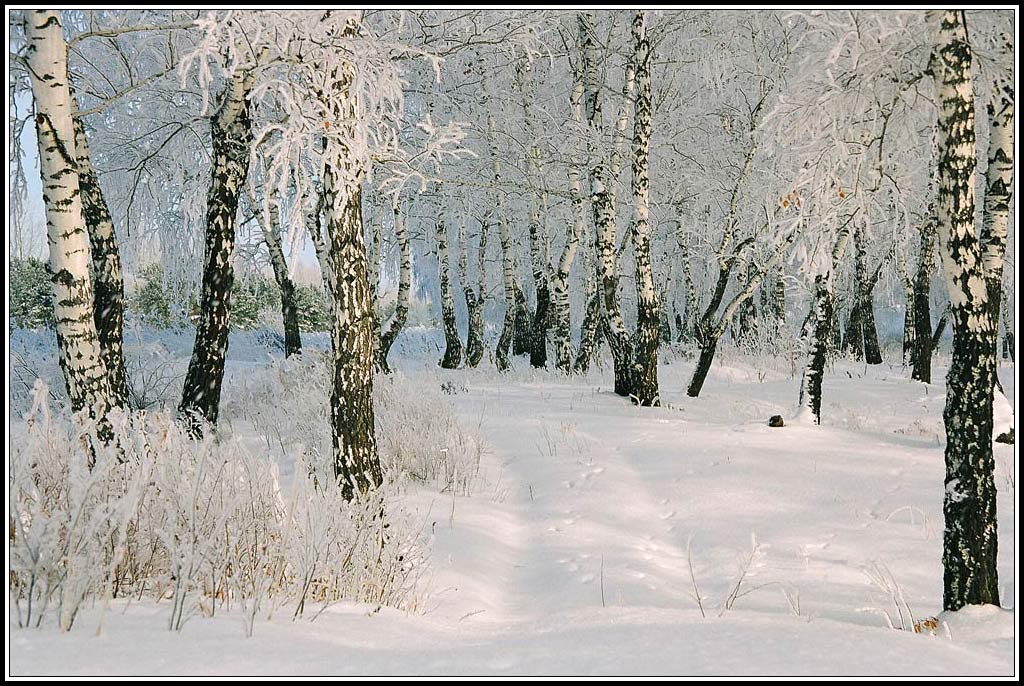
[378,194,410,372]
[689,228,797,398]
[629,10,660,407]
[306,189,335,307]
[930,9,1000,610]
[179,68,253,432]
[25,9,110,422]
[252,184,301,357]
[436,213,463,369]
[798,214,856,424]
[72,104,128,407]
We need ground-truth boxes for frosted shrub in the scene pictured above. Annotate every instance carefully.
[225,354,482,495]
[9,381,425,634]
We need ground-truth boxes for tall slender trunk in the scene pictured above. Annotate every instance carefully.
[911,216,938,382]
[378,194,410,372]
[898,254,916,365]
[25,10,110,421]
[366,187,383,368]
[483,96,516,372]
[582,10,634,397]
[629,10,659,407]
[798,214,856,423]
[460,215,485,368]
[979,42,1013,360]
[252,181,301,357]
[516,60,551,370]
[931,9,1000,610]
[436,213,463,369]
[72,111,128,408]
[551,53,587,373]
[675,217,700,344]
[179,68,253,432]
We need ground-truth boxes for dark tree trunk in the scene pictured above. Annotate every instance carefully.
[687,335,719,398]
[513,284,532,357]
[436,215,463,369]
[72,112,128,408]
[911,218,938,382]
[465,288,485,367]
[463,216,486,368]
[932,310,949,351]
[179,72,253,432]
[862,297,882,365]
[530,282,550,368]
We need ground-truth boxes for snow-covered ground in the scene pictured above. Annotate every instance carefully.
[8,328,1017,676]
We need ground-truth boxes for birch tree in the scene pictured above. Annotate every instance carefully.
[628,10,660,406]
[23,9,111,421]
[179,66,255,432]
[72,100,128,406]
[929,9,1001,610]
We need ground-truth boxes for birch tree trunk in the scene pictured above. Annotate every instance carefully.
[366,188,383,368]
[324,173,383,501]
[436,213,463,369]
[930,10,1000,610]
[979,44,1013,357]
[911,216,938,382]
[581,11,634,397]
[460,215,486,368]
[252,184,301,358]
[798,214,856,423]
[72,105,128,407]
[179,68,253,432]
[25,9,110,421]
[516,59,552,369]
[513,283,533,357]
[485,98,517,372]
[689,229,797,398]
[551,53,587,373]
[629,10,660,407]
[378,194,410,372]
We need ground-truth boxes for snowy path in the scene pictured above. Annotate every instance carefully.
[10,358,1016,676]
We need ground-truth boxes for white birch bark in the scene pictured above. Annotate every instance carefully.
[25,9,110,419]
